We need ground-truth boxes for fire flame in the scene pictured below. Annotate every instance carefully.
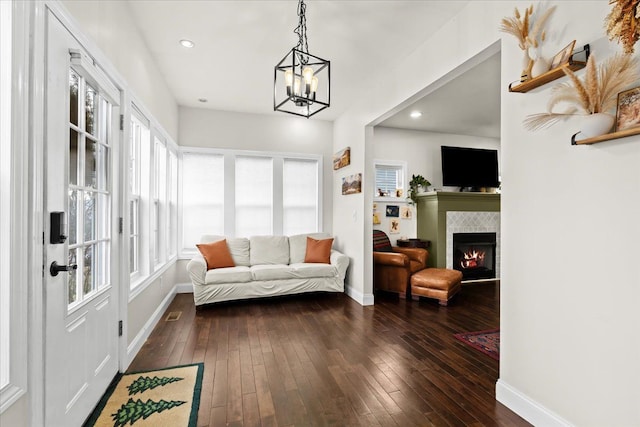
[460,249,485,269]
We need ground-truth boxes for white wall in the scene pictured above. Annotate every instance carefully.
[372,127,500,245]
[61,0,179,140]
[333,1,640,425]
[373,126,501,190]
[178,107,334,234]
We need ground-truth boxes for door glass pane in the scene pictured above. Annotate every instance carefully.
[97,145,109,191]
[82,245,94,295]
[68,249,78,304]
[99,241,109,287]
[85,140,97,188]
[84,191,96,242]
[85,84,96,135]
[69,129,78,186]
[69,71,79,126]
[68,190,77,245]
[98,193,109,239]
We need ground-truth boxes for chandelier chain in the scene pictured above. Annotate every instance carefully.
[294,0,309,64]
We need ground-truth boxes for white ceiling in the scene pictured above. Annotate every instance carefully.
[126,1,476,119]
[126,0,499,136]
[377,51,501,138]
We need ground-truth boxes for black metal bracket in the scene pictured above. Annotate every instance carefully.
[571,132,580,145]
[570,44,590,64]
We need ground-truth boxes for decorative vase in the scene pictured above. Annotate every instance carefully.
[579,113,614,138]
[521,51,533,82]
[531,56,550,78]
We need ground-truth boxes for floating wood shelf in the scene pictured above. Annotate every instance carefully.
[571,127,640,145]
[509,61,587,93]
[509,44,591,93]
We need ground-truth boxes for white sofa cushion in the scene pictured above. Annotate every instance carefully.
[290,263,337,278]
[250,235,290,265]
[250,265,294,281]
[288,232,331,264]
[205,266,252,284]
[251,264,337,281]
[200,235,250,267]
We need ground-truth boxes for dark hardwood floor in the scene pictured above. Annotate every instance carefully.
[129,281,530,426]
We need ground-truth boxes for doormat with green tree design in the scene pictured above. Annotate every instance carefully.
[84,363,203,427]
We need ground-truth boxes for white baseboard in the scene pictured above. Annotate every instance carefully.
[175,282,193,293]
[496,379,573,427]
[126,285,178,367]
[345,284,374,306]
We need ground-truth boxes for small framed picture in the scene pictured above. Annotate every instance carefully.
[550,40,576,70]
[615,86,640,132]
[341,173,362,195]
[386,205,399,217]
[333,147,351,170]
[373,212,381,225]
[400,206,412,219]
[389,219,400,234]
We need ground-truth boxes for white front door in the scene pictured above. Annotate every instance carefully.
[44,11,121,426]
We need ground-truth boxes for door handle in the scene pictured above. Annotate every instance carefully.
[50,261,78,277]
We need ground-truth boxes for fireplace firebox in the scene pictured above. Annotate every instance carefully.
[452,232,497,280]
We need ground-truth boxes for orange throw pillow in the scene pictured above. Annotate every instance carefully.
[304,237,334,264]
[196,239,235,270]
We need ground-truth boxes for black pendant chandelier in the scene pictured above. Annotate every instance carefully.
[274,0,330,118]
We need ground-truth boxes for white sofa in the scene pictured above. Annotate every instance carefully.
[186,233,349,306]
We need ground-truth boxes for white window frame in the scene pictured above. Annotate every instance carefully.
[373,159,408,202]
[1,0,28,412]
[126,100,178,301]
[179,147,322,258]
[128,110,147,284]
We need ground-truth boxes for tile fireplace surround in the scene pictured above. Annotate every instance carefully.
[446,211,500,278]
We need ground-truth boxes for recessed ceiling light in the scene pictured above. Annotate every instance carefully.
[180,39,195,48]
[198,98,207,103]
[410,111,422,119]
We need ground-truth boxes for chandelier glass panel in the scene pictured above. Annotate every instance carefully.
[274,0,330,118]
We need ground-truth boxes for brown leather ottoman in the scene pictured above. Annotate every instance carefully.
[410,268,463,306]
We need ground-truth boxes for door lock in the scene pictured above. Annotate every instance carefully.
[50,261,78,277]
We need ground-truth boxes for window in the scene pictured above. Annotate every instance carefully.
[181,152,224,251]
[374,160,406,198]
[67,68,112,308]
[168,151,178,258]
[1,1,28,410]
[283,158,319,235]
[152,137,167,266]
[179,149,321,256]
[235,156,273,237]
[0,0,12,395]
[127,104,177,294]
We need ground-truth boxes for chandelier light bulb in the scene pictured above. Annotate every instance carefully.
[302,67,314,84]
[311,76,319,93]
[294,77,301,96]
[284,69,294,86]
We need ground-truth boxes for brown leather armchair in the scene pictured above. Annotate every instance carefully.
[373,230,428,297]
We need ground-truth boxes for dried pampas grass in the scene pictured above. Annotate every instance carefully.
[605,0,640,54]
[500,4,555,51]
[524,53,639,131]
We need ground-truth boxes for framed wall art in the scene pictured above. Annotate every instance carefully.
[616,86,640,132]
[333,147,351,170]
[385,205,399,217]
[341,173,362,195]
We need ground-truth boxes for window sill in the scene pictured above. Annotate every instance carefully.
[374,196,408,204]
[128,259,176,302]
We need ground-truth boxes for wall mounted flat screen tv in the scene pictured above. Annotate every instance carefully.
[441,146,499,188]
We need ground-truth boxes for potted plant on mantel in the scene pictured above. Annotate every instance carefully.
[408,174,431,205]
